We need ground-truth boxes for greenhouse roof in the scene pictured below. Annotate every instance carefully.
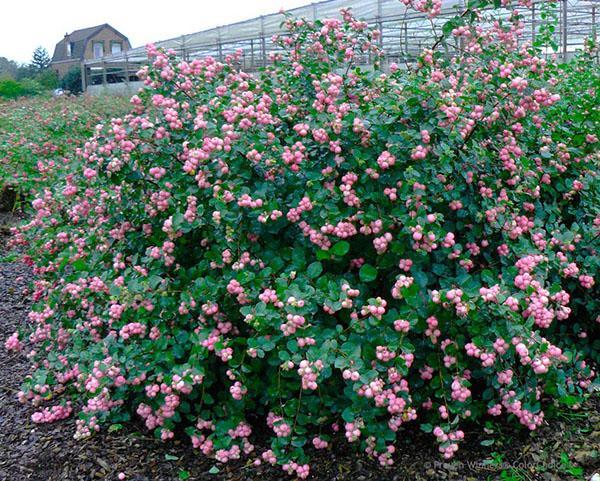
[84,0,599,70]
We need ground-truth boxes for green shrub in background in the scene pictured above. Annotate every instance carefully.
[18,78,44,96]
[0,78,25,99]
[0,76,56,100]
[0,68,58,99]
[37,69,59,90]
[60,67,82,94]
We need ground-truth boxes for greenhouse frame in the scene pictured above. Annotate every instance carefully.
[81,0,599,93]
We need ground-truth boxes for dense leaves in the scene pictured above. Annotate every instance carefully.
[0,95,129,206]
[6,3,599,478]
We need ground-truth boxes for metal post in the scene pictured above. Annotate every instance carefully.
[102,60,107,86]
[217,27,223,62]
[458,0,466,54]
[399,22,403,56]
[593,6,597,44]
[80,62,86,93]
[250,39,255,70]
[260,16,266,67]
[531,3,536,44]
[562,0,568,61]
[377,0,384,48]
[180,35,188,61]
[124,53,130,87]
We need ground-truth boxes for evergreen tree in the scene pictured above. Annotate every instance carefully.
[31,47,51,70]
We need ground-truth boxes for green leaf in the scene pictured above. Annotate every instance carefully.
[307,261,323,279]
[359,264,378,282]
[331,241,350,256]
[341,407,355,423]
[480,269,495,285]
[413,270,428,287]
[420,423,433,433]
[179,470,191,480]
[165,454,179,461]
[209,466,220,474]
[559,395,579,407]
[71,259,87,272]
[108,423,123,433]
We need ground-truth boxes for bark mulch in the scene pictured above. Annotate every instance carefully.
[0,213,598,481]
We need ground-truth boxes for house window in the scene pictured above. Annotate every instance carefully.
[66,42,73,57]
[93,41,104,58]
[111,41,122,54]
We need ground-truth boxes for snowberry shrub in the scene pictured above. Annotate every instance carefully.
[9,2,599,477]
[0,96,129,204]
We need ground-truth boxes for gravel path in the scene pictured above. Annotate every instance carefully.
[0,213,598,481]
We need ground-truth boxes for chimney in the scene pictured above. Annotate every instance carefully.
[64,32,71,57]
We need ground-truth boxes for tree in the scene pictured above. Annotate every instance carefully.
[16,64,36,80]
[31,46,51,70]
[37,70,59,89]
[0,57,18,79]
[60,66,82,94]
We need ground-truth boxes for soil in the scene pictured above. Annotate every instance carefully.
[0,185,17,213]
[0,213,598,481]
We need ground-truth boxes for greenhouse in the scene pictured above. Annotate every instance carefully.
[82,0,599,92]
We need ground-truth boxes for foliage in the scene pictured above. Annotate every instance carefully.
[0,73,58,99]
[0,95,130,205]
[0,48,58,97]
[31,46,51,71]
[0,78,25,98]
[60,67,83,94]
[0,56,19,79]
[6,2,599,479]
[37,69,59,89]
[18,78,44,96]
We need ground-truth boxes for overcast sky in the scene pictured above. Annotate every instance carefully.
[1,0,312,63]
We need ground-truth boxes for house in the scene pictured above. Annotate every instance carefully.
[50,24,131,78]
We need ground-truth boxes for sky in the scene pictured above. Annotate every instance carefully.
[0,0,313,64]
